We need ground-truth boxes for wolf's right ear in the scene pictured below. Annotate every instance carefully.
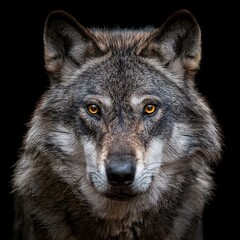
[44,10,102,83]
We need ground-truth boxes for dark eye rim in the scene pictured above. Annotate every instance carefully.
[86,104,101,116]
[143,103,159,116]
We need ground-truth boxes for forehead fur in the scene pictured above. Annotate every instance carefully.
[91,29,153,53]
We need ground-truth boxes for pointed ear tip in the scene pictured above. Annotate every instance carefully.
[171,9,198,22]
[173,9,194,16]
[44,10,78,39]
[45,10,73,27]
[46,10,70,19]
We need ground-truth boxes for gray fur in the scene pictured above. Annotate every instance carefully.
[12,9,222,240]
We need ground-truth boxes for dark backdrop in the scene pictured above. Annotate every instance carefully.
[2,1,238,239]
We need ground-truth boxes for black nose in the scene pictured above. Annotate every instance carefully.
[106,157,136,186]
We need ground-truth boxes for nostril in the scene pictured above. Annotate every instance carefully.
[123,173,135,185]
[106,159,136,186]
[107,172,120,186]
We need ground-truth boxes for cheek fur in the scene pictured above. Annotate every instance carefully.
[82,138,108,192]
[133,138,164,192]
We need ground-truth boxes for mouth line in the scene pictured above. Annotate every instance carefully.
[105,192,138,202]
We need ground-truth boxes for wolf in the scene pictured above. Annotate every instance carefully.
[12,9,222,240]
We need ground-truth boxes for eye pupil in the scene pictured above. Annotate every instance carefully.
[144,104,157,115]
[87,104,99,115]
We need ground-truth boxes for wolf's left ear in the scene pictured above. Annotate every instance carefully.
[139,10,201,80]
[44,10,103,82]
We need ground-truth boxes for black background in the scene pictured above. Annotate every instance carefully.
[2,1,238,239]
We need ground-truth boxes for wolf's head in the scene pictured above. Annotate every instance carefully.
[15,10,221,219]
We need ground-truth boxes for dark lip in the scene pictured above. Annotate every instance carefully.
[105,192,137,202]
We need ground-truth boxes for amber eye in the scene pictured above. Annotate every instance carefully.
[144,104,157,115]
[87,104,100,115]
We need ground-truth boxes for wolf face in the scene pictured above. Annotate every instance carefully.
[13,10,222,240]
